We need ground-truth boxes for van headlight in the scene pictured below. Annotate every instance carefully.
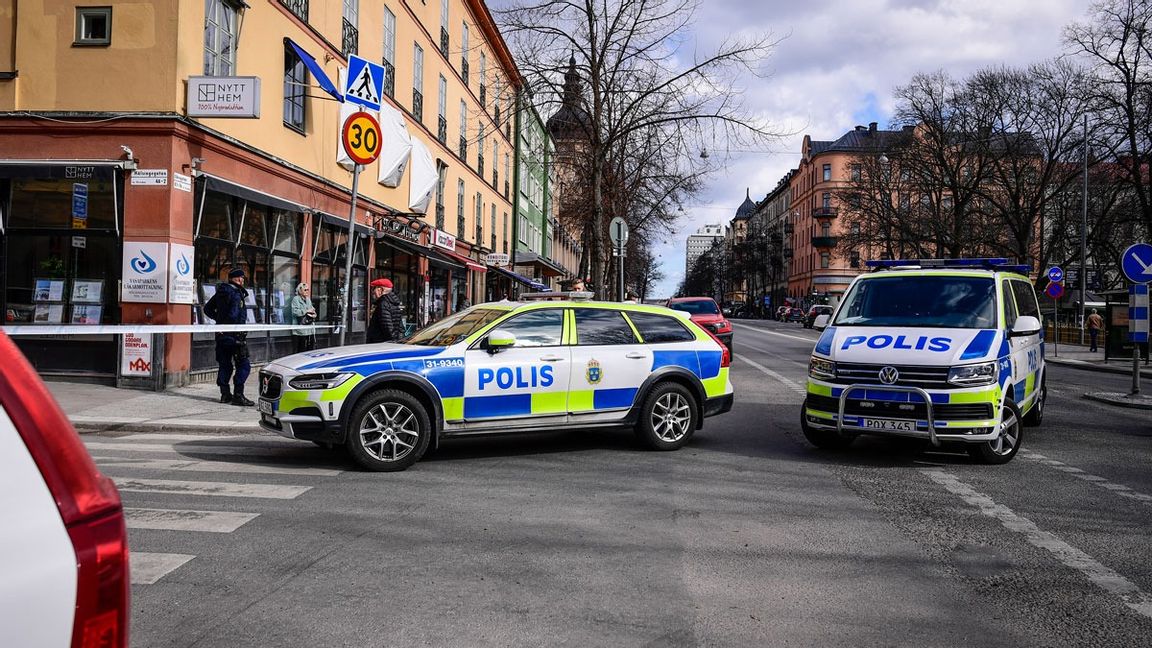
[947,362,996,386]
[809,356,836,380]
[289,372,354,390]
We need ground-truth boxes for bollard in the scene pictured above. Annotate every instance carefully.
[1133,346,1142,396]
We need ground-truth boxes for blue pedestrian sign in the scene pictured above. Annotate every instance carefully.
[1047,266,1063,282]
[343,55,384,111]
[1121,243,1152,284]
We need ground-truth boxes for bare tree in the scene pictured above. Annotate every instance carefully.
[496,0,780,297]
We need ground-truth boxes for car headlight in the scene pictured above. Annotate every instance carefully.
[289,372,354,390]
[809,356,836,380]
[947,362,997,386]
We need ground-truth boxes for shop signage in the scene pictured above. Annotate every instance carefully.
[433,229,456,251]
[168,243,196,304]
[173,172,193,193]
[378,216,419,241]
[186,76,262,118]
[120,333,153,377]
[131,169,169,186]
[485,253,509,267]
[122,241,170,303]
[72,236,86,249]
[71,183,88,229]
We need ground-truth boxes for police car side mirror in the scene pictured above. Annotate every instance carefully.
[813,314,831,330]
[1010,315,1041,337]
[486,329,517,354]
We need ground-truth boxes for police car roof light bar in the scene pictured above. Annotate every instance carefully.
[865,258,1030,274]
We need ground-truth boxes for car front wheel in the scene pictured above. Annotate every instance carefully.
[968,400,1022,464]
[345,389,431,472]
[635,383,697,450]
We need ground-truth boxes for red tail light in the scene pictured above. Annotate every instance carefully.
[699,326,731,368]
[0,333,129,648]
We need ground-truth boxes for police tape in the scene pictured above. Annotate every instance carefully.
[1,324,336,336]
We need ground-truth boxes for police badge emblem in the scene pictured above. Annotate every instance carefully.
[586,358,602,385]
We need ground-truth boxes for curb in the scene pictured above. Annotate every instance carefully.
[1081,392,1152,410]
[70,416,261,434]
[1046,357,1152,378]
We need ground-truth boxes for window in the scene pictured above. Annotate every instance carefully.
[342,0,359,58]
[474,192,483,243]
[1010,281,1040,320]
[461,23,470,85]
[822,193,831,210]
[439,0,450,57]
[283,44,308,133]
[504,153,510,198]
[75,7,112,46]
[412,43,424,122]
[455,179,464,234]
[437,75,448,143]
[458,100,468,160]
[203,1,238,74]
[479,51,487,105]
[851,164,861,181]
[1004,283,1020,328]
[489,309,564,347]
[490,207,497,251]
[575,309,638,345]
[519,215,528,244]
[820,253,830,269]
[434,163,446,230]
[279,0,308,23]
[478,127,485,175]
[822,164,831,182]
[493,140,499,186]
[381,6,396,97]
[628,312,694,343]
[502,212,509,254]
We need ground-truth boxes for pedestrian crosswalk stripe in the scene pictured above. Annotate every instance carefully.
[125,508,258,533]
[1021,451,1152,506]
[85,441,312,457]
[131,552,195,585]
[113,477,311,499]
[112,433,272,443]
[92,455,343,477]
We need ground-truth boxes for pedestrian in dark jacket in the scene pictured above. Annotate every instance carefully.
[208,268,254,406]
[367,278,403,343]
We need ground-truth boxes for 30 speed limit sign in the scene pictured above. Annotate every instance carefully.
[342,111,382,165]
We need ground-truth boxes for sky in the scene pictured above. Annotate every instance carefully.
[492,0,1094,298]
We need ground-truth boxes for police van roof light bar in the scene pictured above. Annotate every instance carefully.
[865,258,1030,273]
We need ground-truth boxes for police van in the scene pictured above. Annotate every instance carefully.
[801,258,1045,464]
[257,298,734,471]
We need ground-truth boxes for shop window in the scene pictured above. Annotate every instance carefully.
[271,209,302,254]
[75,7,111,46]
[3,234,120,325]
[8,178,118,230]
[239,205,268,247]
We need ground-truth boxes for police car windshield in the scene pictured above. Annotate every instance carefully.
[669,300,720,315]
[405,308,507,347]
[834,276,997,328]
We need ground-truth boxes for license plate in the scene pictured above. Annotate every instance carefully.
[258,399,274,415]
[862,418,915,431]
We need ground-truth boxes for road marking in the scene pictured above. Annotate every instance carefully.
[71,415,260,429]
[731,322,819,344]
[85,441,309,457]
[1020,451,1152,506]
[738,338,811,369]
[734,355,808,396]
[112,433,271,443]
[113,477,312,500]
[91,456,343,477]
[130,552,195,585]
[922,468,1152,619]
[125,508,258,533]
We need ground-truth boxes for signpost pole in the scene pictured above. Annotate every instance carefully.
[339,164,362,347]
[1053,294,1059,358]
[617,240,625,302]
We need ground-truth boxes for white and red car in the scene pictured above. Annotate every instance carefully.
[0,331,130,647]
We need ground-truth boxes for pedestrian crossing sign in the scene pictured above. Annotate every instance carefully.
[344,55,384,111]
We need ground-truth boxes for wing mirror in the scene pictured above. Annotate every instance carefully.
[485,329,517,354]
[1010,315,1041,337]
[813,314,831,331]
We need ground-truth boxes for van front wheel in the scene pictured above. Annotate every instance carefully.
[968,400,1022,464]
[800,405,855,450]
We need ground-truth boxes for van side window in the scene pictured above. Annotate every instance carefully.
[1011,281,1041,320]
[1002,281,1020,329]
[490,309,564,347]
[627,312,694,343]
[574,309,638,345]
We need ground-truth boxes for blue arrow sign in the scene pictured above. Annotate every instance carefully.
[1121,242,1152,284]
[1047,266,1063,282]
[344,55,384,111]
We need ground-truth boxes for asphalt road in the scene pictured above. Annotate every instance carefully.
[91,319,1152,647]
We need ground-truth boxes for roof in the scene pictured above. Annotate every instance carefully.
[734,189,757,220]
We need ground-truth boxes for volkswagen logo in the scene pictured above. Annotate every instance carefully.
[878,366,900,385]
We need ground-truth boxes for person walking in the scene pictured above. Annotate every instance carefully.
[206,268,254,406]
[289,282,317,354]
[1087,308,1105,352]
[367,278,403,343]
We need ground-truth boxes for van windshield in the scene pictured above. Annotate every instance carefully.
[834,276,997,328]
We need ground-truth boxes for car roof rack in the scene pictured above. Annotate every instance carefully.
[865,258,1031,274]
[519,291,595,301]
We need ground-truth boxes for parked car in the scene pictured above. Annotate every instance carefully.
[804,305,835,329]
[786,307,806,323]
[667,297,734,352]
[0,331,129,646]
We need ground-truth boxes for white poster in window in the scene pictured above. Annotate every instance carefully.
[122,242,170,303]
[121,333,153,376]
[72,279,104,304]
[168,243,196,304]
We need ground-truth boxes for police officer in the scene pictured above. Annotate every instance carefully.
[367,278,403,343]
[214,268,254,405]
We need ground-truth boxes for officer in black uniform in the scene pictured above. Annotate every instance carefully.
[212,268,254,406]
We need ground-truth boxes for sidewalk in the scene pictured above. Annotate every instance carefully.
[47,380,263,434]
[1044,342,1152,410]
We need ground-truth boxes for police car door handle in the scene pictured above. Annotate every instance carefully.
[625,352,647,359]
[539,355,566,362]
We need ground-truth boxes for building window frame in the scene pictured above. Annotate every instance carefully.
[461,22,470,85]
[381,5,396,97]
[75,6,112,47]
[822,163,831,182]
[203,1,238,75]
[283,43,308,134]
[412,42,424,123]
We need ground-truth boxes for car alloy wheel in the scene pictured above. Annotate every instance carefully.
[651,392,692,443]
[359,402,420,463]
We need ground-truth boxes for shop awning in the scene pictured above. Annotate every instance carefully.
[316,211,374,236]
[436,248,487,272]
[201,173,307,213]
[514,251,568,277]
[424,246,466,271]
[493,266,551,292]
[0,160,127,180]
[376,233,431,258]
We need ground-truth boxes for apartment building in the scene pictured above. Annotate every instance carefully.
[686,223,724,274]
[0,0,520,384]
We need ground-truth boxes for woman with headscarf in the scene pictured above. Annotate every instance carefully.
[289,282,318,353]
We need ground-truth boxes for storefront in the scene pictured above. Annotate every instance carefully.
[0,161,127,377]
[374,231,426,334]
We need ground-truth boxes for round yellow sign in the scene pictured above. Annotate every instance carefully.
[342,112,382,165]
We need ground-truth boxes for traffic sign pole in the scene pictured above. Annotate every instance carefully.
[338,164,362,347]
[337,112,382,346]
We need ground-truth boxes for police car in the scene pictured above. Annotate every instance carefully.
[257,297,734,471]
[801,258,1045,464]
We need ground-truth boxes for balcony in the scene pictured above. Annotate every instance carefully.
[437,116,447,143]
[783,221,793,233]
[462,60,469,86]
[478,154,484,177]
[504,180,510,199]
[459,137,468,161]
[381,60,395,97]
[811,236,839,248]
[493,169,499,188]
[412,89,423,124]
[480,85,486,106]
[280,0,308,22]
[435,204,445,229]
[341,18,358,58]
[813,206,839,218]
[440,28,449,58]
